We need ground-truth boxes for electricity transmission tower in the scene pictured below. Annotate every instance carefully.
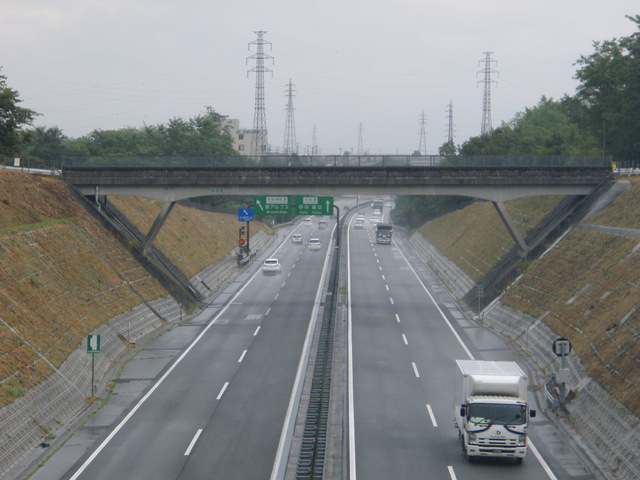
[357,124,364,155]
[283,79,297,154]
[477,52,498,136]
[311,125,318,155]
[446,101,455,143]
[418,111,427,154]
[247,31,273,156]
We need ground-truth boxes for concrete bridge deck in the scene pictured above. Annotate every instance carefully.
[63,165,612,203]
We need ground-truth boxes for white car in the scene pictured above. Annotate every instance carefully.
[373,208,382,216]
[291,233,303,244]
[318,220,328,229]
[308,238,322,250]
[354,220,364,229]
[262,258,281,274]
[303,218,313,226]
[370,216,379,225]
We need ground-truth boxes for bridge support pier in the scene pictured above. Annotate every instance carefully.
[142,201,176,255]
[492,201,528,256]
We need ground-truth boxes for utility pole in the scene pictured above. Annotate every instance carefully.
[283,79,297,155]
[446,100,455,143]
[357,123,364,155]
[478,52,498,136]
[418,111,427,154]
[247,31,273,157]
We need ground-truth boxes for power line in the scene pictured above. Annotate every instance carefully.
[247,31,273,156]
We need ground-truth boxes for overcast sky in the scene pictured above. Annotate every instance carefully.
[2,1,638,155]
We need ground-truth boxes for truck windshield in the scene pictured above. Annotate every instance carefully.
[468,404,526,425]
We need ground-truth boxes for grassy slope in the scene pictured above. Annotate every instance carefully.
[0,171,269,406]
[418,183,640,416]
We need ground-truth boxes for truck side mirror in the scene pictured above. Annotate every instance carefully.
[459,405,467,417]
[529,409,536,418]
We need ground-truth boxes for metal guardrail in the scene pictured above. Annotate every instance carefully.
[58,154,612,169]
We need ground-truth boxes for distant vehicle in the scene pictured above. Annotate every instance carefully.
[318,220,328,229]
[356,214,365,221]
[370,216,379,225]
[262,258,281,274]
[308,238,322,250]
[372,199,384,212]
[373,208,381,216]
[375,222,392,244]
[454,360,536,464]
[354,220,365,229]
[291,233,303,244]
[302,218,313,226]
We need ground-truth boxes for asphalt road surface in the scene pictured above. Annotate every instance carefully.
[347,209,592,480]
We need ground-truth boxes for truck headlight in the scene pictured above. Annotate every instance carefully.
[517,434,526,446]
[468,433,477,443]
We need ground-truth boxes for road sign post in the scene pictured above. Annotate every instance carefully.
[552,337,572,404]
[87,334,100,397]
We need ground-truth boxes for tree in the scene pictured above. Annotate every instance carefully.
[574,15,640,161]
[0,69,39,156]
[18,126,68,167]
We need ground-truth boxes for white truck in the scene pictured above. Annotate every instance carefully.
[454,359,536,464]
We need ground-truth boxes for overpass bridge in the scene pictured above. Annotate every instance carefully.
[61,156,612,300]
[62,155,611,204]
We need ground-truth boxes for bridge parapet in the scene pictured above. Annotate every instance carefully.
[62,161,613,203]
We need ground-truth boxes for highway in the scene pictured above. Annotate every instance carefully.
[61,219,336,480]
[347,208,590,480]
[43,201,592,480]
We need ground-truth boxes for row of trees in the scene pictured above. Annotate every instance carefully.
[393,15,640,229]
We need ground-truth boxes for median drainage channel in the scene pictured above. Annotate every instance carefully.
[294,241,340,479]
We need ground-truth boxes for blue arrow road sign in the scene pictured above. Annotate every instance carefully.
[238,208,254,222]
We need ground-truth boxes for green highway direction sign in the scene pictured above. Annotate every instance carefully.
[253,196,291,215]
[296,196,334,216]
[87,334,101,354]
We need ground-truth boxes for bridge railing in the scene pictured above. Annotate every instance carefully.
[60,154,612,169]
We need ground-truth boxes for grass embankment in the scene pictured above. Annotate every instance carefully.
[0,171,270,407]
[417,183,640,416]
[108,196,271,278]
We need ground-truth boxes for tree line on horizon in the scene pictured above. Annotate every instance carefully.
[0,18,638,185]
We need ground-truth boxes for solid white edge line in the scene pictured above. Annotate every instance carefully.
[426,404,438,427]
[393,238,558,478]
[68,262,265,480]
[529,438,560,480]
[216,382,229,400]
[346,216,358,480]
[184,428,203,456]
[269,223,337,480]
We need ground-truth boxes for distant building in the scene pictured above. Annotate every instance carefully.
[223,119,267,156]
